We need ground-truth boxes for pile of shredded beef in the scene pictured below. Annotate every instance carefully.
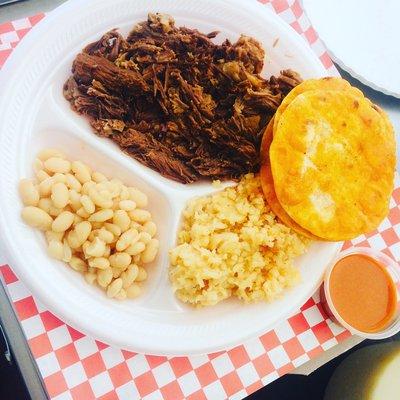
[64,13,301,183]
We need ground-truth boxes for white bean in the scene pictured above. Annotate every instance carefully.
[52,173,67,184]
[37,148,65,161]
[44,157,71,174]
[142,221,157,237]
[113,210,130,232]
[109,252,131,269]
[125,241,145,256]
[74,221,91,245]
[45,230,64,243]
[48,205,64,217]
[62,240,72,262]
[21,206,53,230]
[19,179,39,206]
[115,289,127,300]
[80,195,95,214]
[121,264,139,289]
[67,230,82,249]
[128,188,148,208]
[84,272,97,285]
[141,239,159,263]
[65,173,82,192]
[88,257,110,270]
[76,207,90,218]
[97,268,113,287]
[69,256,87,272]
[119,186,130,200]
[119,200,136,211]
[52,211,74,232]
[88,187,113,208]
[116,228,139,251]
[85,237,106,258]
[139,231,152,244]
[51,182,69,208]
[107,278,123,298]
[136,267,147,282]
[104,223,121,238]
[47,240,64,260]
[129,209,151,223]
[92,172,107,183]
[89,209,113,222]
[39,177,54,197]
[36,170,51,182]
[72,161,91,184]
[97,228,114,244]
[126,284,141,299]
[69,190,81,212]
[33,158,44,173]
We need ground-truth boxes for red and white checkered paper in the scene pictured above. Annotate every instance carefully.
[1,1,399,399]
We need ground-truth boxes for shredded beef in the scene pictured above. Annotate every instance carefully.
[64,13,301,183]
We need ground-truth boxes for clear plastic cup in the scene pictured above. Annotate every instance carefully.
[320,247,400,339]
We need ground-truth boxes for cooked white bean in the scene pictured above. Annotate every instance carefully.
[97,228,114,244]
[65,173,82,192]
[126,284,141,299]
[104,223,121,238]
[116,228,139,251]
[69,190,81,211]
[141,239,159,263]
[136,267,147,282]
[128,188,148,208]
[92,171,107,183]
[85,237,106,258]
[67,230,82,249]
[107,278,123,298]
[76,207,90,218]
[44,157,71,174]
[39,177,54,197]
[69,256,87,272]
[139,231,152,244]
[51,182,69,208]
[45,230,64,243]
[112,267,124,278]
[37,198,51,214]
[33,158,44,173]
[103,245,111,258]
[120,186,130,200]
[74,221,91,244]
[62,240,72,262]
[115,289,127,300]
[52,211,74,232]
[133,254,141,264]
[80,195,95,214]
[48,205,64,217]
[52,173,67,184]
[97,268,113,287]
[113,210,130,232]
[109,252,131,269]
[84,272,97,285]
[125,241,145,256]
[88,257,110,270]
[129,209,151,223]
[81,181,96,195]
[36,170,51,182]
[19,179,39,206]
[71,161,91,183]
[119,200,136,211]
[121,264,139,289]
[142,221,157,237]
[47,240,64,260]
[88,187,113,208]
[21,206,53,230]
[37,148,65,161]
[89,209,113,222]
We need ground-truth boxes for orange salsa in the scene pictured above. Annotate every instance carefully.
[329,254,397,333]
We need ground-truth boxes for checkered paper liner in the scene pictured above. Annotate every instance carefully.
[1,1,399,399]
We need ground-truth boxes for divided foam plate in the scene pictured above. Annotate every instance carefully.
[0,0,341,355]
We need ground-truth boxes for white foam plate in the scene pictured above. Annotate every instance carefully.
[303,0,400,98]
[0,0,341,355]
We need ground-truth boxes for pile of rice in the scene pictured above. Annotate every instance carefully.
[169,174,309,307]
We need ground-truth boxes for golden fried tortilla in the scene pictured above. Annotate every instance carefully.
[260,118,322,240]
[273,77,364,135]
[270,89,396,241]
